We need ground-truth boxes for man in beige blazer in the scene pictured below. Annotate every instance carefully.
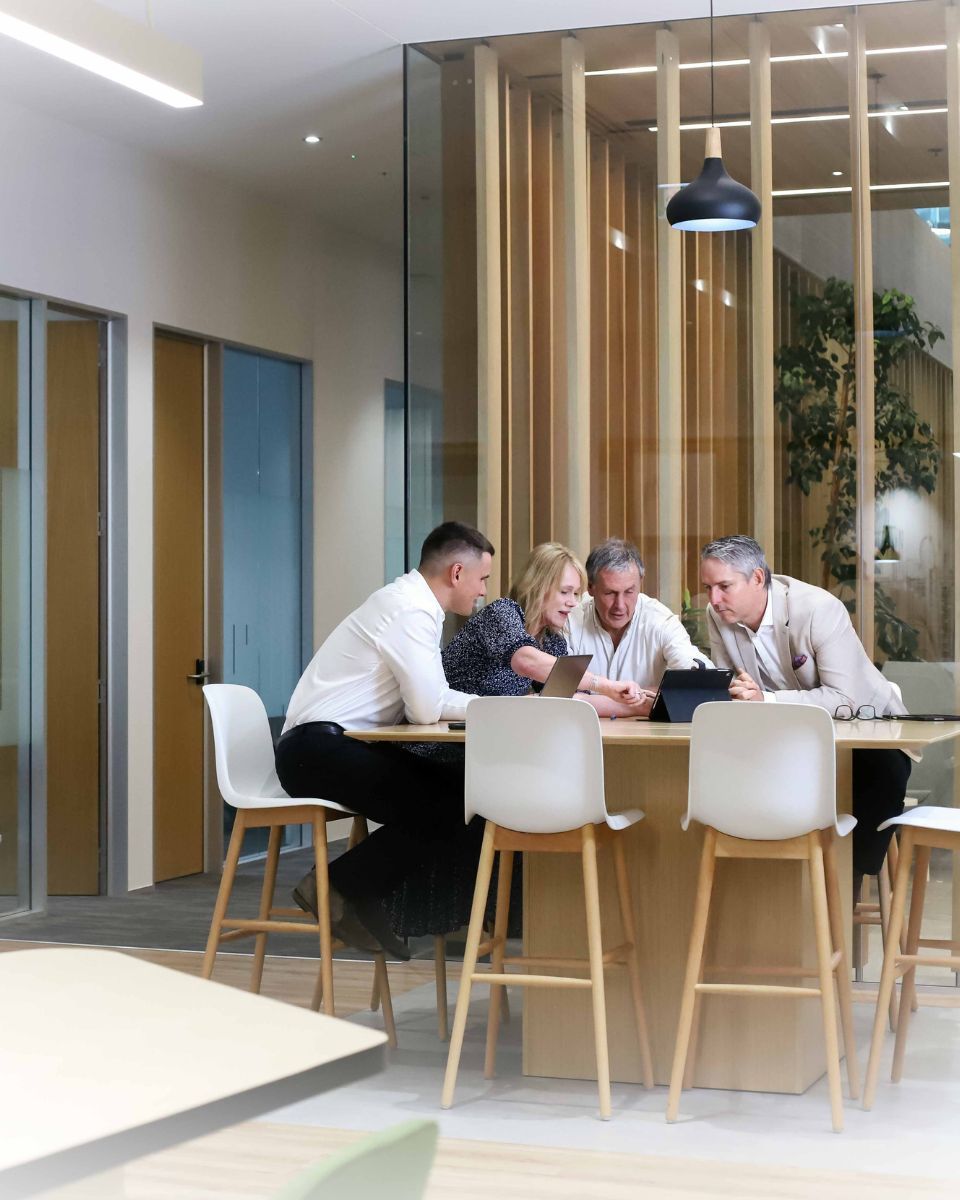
[700,534,909,886]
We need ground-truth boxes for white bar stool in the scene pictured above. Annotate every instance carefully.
[863,805,960,1109]
[202,684,396,1045]
[440,697,654,1121]
[666,702,860,1133]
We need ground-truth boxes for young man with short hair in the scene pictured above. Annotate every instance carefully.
[275,521,493,958]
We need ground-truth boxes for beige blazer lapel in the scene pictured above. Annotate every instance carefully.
[733,625,761,682]
[770,579,802,688]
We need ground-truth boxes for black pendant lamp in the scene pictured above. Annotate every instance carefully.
[666,0,761,232]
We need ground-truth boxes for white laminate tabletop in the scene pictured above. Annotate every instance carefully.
[348,717,960,751]
[0,947,386,1197]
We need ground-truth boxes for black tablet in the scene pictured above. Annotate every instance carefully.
[649,668,734,723]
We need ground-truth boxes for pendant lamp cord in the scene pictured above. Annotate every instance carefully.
[709,0,715,128]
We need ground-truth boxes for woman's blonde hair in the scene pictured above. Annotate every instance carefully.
[509,542,587,638]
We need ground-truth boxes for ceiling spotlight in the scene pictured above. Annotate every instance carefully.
[832,170,843,176]
[303,134,321,144]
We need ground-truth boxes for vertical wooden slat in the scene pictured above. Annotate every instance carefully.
[531,97,554,546]
[441,59,478,529]
[500,71,513,580]
[562,35,591,559]
[609,153,627,537]
[640,171,660,596]
[749,19,775,556]
[509,83,534,582]
[475,44,502,595]
[847,14,875,653]
[657,28,683,610]
[552,107,567,541]
[589,133,609,547]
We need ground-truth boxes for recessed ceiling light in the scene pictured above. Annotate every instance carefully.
[832,170,843,176]
[303,134,321,144]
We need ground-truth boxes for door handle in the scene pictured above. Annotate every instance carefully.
[187,658,210,684]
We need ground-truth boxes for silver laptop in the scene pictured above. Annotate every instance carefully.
[539,654,594,698]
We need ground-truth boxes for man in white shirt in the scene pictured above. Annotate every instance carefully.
[276,521,493,959]
[700,533,909,884]
[566,538,711,716]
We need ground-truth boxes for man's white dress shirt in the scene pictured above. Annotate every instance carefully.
[283,570,476,732]
[738,590,792,700]
[566,594,711,689]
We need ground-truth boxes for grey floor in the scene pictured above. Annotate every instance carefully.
[0,844,448,963]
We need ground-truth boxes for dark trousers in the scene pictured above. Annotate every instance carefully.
[275,722,480,903]
[851,749,910,876]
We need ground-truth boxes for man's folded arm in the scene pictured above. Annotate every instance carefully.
[379,609,475,724]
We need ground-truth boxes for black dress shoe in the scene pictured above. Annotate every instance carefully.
[350,895,412,962]
[292,869,383,955]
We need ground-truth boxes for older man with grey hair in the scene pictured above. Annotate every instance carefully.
[567,537,711,717]
[700,533,909,884]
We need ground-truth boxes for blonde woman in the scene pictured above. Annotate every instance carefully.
[441,542,643,716]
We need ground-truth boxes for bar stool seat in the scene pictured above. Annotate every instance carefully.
[440,697,654,1121]
[666,702,860,1133]
[201,684,396,1046]
[863,805,960,1109]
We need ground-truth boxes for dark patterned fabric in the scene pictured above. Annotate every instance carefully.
[386,599,568,938]
[442,598,568,697]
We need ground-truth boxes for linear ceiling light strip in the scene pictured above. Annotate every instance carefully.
[586,43,946,78]
[0,0,202,107]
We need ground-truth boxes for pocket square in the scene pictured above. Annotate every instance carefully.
[792,654,808,670]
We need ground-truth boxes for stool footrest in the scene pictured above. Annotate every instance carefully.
[472,971,593,989]
[269,907,306,919]
[501,953,629,971]
[897,953,960,970]
[220,918,320,935]
[695,982,822,998]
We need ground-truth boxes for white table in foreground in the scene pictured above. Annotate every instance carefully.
[351,718,960,1093]
[0,948,386,1198]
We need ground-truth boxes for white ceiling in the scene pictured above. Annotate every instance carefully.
[0,0,904,246]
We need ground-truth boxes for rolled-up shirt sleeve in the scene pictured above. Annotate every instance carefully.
[378,608,476,723]
[659,611,713,670]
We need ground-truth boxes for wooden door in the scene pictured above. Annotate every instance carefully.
[47,319,101,894]
[154,335,205,881]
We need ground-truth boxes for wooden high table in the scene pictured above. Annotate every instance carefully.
[354,718,960,1094]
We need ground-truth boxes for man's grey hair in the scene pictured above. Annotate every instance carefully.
[700,535,772,588]
[585,538,645,586]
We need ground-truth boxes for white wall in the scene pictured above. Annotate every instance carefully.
[0,96,401,890]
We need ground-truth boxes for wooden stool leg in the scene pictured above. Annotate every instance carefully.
[886,837,917,1013]
[822,831,861,1100]
[809,833,845,1133]
[251,826,282,994]
[891,844,930,1083]
[435,936,448,1041]
[581,824,612,1121]
[484,850,514,1079]
[667,828,717,1122]
[612,836,654,1089]
[863,829,914,1109]
[348,817,383,1014]
[374,953,398,1048]
[313,815,336,1017]
[442,821,497,1109]
[683,964,705,1091]
[202,811,246,980]
[876,862,898,1031]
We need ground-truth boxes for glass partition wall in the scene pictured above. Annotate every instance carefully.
[406,0,960,988]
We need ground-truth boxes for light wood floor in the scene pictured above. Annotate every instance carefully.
[4,941,953,1200]
[39,1120,960,1200]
